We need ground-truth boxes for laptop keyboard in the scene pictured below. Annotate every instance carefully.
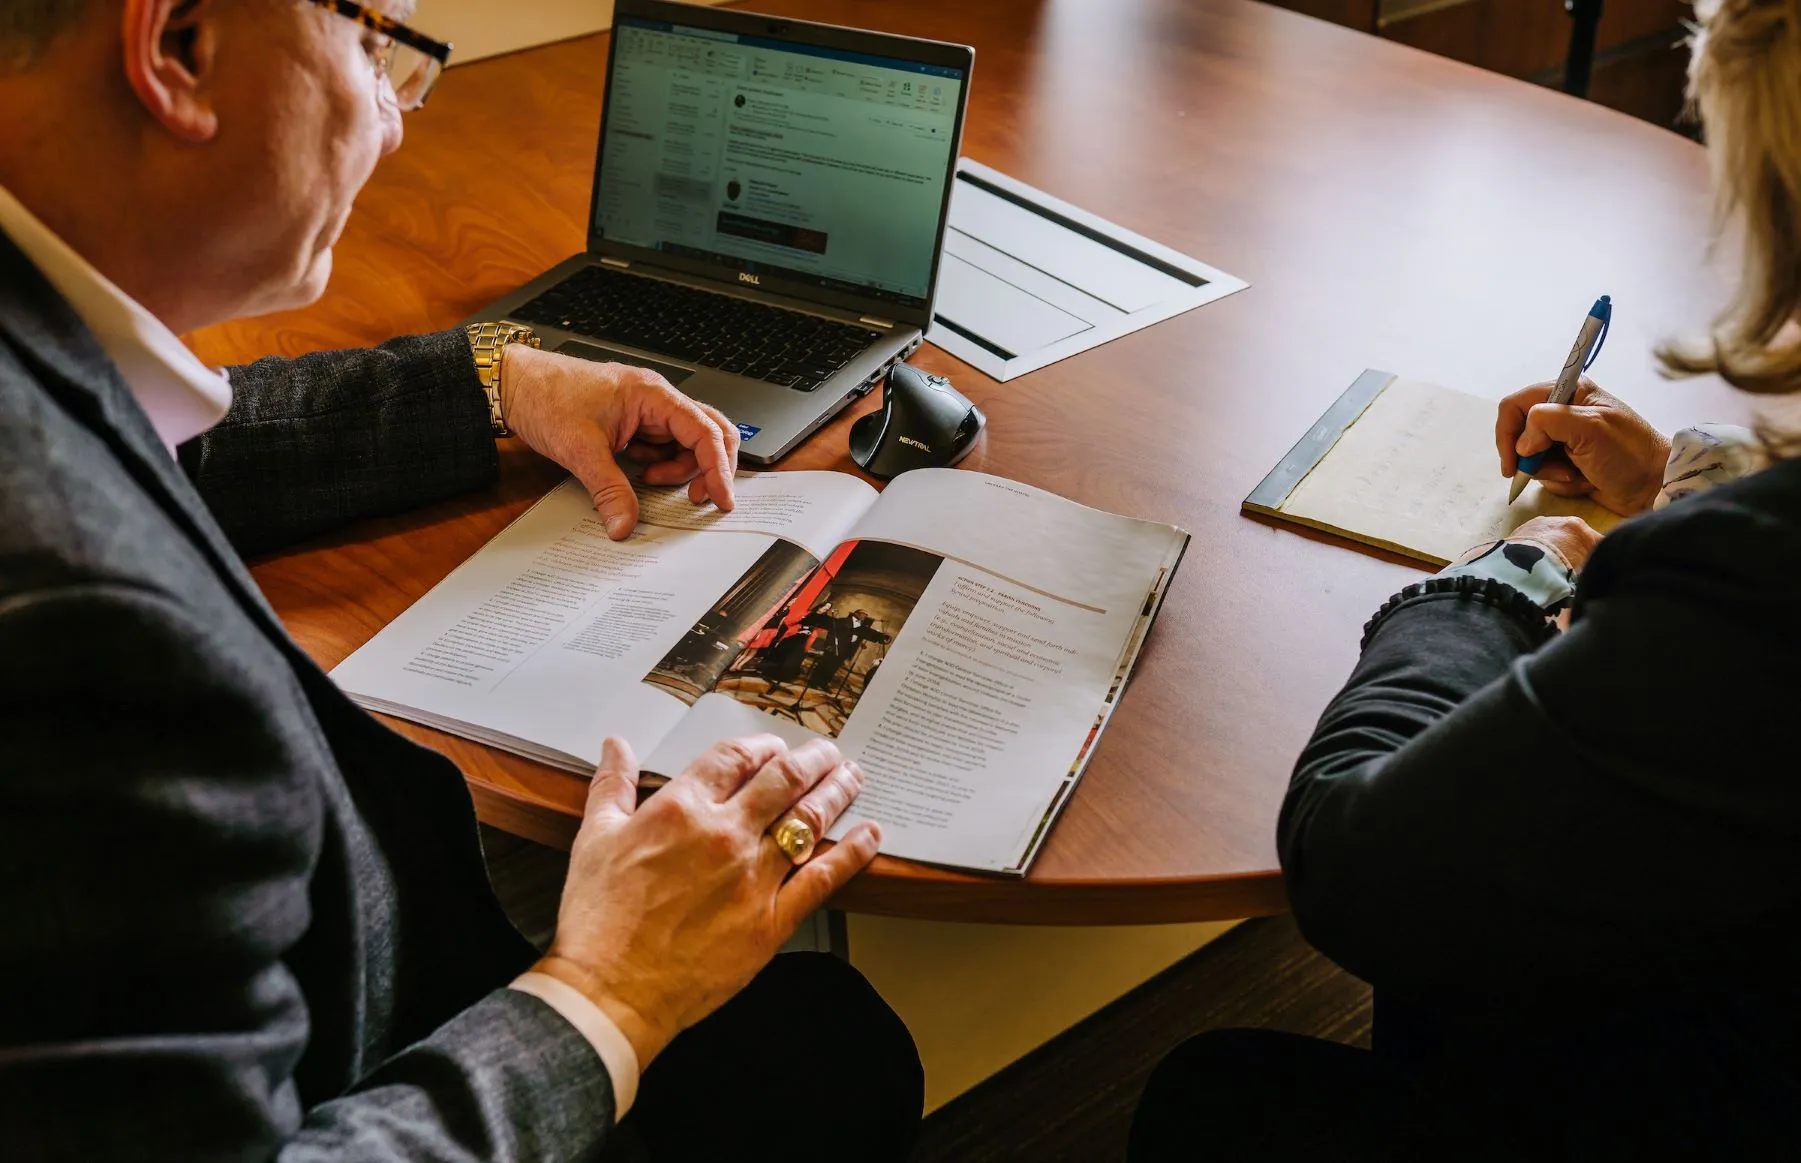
[508,265,886,392]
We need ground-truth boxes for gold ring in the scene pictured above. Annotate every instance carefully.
[771,815,817,865]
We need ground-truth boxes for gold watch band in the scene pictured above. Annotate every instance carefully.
[464,321,540,437]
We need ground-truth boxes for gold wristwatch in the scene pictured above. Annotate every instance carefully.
[464,321,540,437]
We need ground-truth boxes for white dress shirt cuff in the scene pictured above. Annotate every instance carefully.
[510,971,640,1118]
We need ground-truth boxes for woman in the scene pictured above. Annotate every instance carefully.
[1131,0,1801,1158]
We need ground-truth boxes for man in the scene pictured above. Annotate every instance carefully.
[0,0,922,1159]
[807,607,884,697]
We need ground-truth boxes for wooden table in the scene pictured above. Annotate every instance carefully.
[189,0,1742,924]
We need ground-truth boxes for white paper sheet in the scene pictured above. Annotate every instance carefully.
[926,159,1248,380]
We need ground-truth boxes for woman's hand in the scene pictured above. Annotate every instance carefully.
[1507,515,1604,575]
[1495,378,1670,517]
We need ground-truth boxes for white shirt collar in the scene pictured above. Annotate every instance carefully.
[0,184,231,456]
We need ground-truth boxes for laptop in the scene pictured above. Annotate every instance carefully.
[469,0,975,465]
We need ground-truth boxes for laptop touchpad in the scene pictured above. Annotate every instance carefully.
[554,340,693,386]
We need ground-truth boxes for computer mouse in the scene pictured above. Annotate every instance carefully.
[849,363,986,480]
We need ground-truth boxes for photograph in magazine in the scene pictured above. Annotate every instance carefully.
[641,539,821,704]
[643,539,943,737]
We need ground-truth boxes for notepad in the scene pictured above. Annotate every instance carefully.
[1244,370,1623,566]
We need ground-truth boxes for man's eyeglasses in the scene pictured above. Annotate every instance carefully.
[306,0,454,111]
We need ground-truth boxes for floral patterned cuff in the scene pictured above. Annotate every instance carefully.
[1436,538,1577,612]
[1656,424,1766,510]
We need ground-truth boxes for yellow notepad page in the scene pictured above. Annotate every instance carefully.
[1276,378,1622,566]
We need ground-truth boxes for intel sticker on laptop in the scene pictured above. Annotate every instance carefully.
[736,423,761,442]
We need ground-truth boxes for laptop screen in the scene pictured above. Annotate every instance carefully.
[595,16,966,311]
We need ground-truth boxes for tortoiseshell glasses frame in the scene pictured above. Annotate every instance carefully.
[305,0,453,110]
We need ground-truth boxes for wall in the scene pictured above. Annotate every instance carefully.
[851,917,1236,1112]
[416,0,725,66]
[414,0,611,65]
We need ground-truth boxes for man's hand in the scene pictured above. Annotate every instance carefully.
[1495,377,1670,517]
[500,344,740,539]
[1507,515,1604,575]
[532,735,880,1069]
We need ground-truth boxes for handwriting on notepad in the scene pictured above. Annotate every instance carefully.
[1278,378,1620,565]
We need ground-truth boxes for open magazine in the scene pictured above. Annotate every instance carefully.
[331,468,1188,875]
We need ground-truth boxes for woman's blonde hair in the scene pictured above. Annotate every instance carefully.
[1658,0,1801,398]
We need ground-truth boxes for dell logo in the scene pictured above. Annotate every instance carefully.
[738,272,761,286]
[899,436,932,452]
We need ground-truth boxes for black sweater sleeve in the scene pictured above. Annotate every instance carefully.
[1280,475,1801,1013]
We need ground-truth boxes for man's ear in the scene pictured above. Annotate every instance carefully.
[120,0,220,143]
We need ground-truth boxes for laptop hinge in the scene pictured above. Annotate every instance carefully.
[600,256,631,269]
[858,315,896,329]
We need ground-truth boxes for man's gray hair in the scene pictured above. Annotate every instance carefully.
[1,0,91,69]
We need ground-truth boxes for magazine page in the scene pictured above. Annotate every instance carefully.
[644,469,1187,873]
[1003,526,1189,871]
[328,470,876,770]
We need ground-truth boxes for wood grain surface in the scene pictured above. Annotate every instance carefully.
[189,0,1744,924]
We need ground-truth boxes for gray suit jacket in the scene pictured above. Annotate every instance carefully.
[0,233,617,1160]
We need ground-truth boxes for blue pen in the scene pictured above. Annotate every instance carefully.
[1508,294,1613,504]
